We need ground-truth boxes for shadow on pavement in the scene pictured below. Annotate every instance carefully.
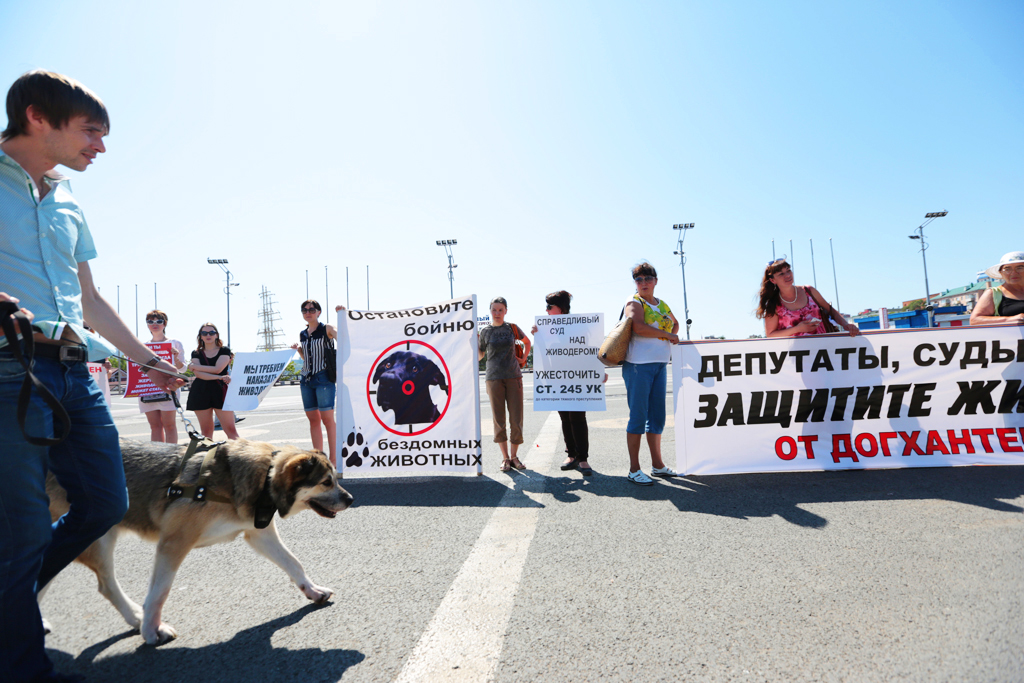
[48,603,365,683]
[342,475,542,508]
[542,465,1024,528]
[341,464,1024,530]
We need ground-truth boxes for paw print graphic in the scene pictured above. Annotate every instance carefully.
[342,429,369,468]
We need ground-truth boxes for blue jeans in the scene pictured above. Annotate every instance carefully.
[622,361,667,435]
[0,351,127,683]
[300,369,336,411]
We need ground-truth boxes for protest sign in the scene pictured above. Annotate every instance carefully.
[673,325,1024,475]
[222,350,295,412]
[124,342,172,398]
[337,296,482,476]
[88,362,111,405]
[532,313,606,412]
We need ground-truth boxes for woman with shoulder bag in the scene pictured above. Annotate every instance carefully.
[479,296,531,472]
[290,299,341,466]
[622,262,680,486]
[757,258,859,338]
[186,322,239,440]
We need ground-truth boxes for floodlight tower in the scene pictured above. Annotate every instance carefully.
[908,211,948,328]
[672,223,695,340]
[436,239,458,299]
[207,258,239,347]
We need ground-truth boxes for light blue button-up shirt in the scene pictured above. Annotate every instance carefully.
[0,149,116,359]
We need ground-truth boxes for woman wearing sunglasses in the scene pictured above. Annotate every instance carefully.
[757,258,859,338]
[138,309,186,443]
[291,299,341,466]
[622,262,680,486]
[970,251,1024,325]
[186,322,239,439]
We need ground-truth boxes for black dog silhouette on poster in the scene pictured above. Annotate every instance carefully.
[371,351,448,425]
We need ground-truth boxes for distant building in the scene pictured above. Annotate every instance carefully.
[853,305,969,330]
[931,280,992,311]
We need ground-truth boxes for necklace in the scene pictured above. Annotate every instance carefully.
[779,288,799,305]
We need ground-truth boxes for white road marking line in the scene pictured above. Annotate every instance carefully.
[392,412,562,683]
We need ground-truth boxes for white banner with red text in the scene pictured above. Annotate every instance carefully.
[532,313,606,412]
[673,325,1024,475]
[337,296,482,477]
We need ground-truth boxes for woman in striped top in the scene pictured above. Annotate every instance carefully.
[291,299,340,465]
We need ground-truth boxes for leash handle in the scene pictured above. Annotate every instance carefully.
[0,302,71,446]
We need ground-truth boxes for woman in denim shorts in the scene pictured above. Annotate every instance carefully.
[622,262,680,485]
[291,300,339,465]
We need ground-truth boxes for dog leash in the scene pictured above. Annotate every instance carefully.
[0,301,72,446]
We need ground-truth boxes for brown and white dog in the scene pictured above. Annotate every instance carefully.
[43,438,353,645]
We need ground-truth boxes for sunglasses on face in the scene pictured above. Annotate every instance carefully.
[200,330,218,337]
[146,318,165,324]
[634,276,656,284]
[301,307,319,313]
[545,304,555,310]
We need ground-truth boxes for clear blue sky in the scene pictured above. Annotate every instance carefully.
[3,0,1021,348]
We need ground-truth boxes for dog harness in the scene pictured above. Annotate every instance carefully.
[166,434,232,504]
[167,394,278,528]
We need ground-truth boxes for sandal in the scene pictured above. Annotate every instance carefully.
[560,457,579,471]
[578,462,593,477]
[510,456,526,470]
[499,459,512,472]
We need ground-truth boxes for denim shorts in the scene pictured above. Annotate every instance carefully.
[300,369,336,411]
[622,361,667,434]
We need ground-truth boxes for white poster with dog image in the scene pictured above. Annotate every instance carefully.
[222,350,296,412]
[336,296,483,476]
[532,313,606,412]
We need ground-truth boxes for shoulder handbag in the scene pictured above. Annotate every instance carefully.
[510,324,528,368]
[809,288,840,333]
[325,337,337,382]
[598,306,633,367]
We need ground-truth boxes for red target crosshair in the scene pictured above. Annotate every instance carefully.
[366,339,452,436]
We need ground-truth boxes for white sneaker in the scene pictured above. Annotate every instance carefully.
[627,470,654,486]
[650,466,678,478]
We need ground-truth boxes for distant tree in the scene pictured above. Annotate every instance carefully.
[902,299,925,311]
[748,334,764,339]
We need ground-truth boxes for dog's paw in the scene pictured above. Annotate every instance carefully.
[143,621,178,646]
[342,430,368,468]
[300,582,335,604]
[42,617,52,635]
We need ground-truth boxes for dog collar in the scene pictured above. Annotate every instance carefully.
[253,466,276,529]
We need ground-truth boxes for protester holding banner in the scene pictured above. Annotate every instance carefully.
[479,296,531,472]
[291,300,340,465]
[623,262,679,485]
[532,290,595,476]
[970,251,1024,324]
[757,259,859,338]
[139,309,185,443]
[186,323,239,439]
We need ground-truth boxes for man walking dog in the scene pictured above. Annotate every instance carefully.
[0,71,182,683]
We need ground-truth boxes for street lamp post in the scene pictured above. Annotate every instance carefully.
[908,211,948,328]
[436,239,458,299]
[207,258,238,347]
[672,223,695,340]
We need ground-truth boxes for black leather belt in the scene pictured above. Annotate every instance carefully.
[32,343,89,363]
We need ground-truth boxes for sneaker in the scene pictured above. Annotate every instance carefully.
[650,466,678,478]
[627,470,654,486]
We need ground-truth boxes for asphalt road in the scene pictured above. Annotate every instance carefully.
[43,368,1024,682]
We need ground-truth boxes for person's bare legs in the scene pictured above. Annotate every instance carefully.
[627,432,643,473]
[647,433,666,469]
[146,411,164,442]
[160,410,178,444]
[305,409,324,451]
[214,409,239,439]
[320,409,337,466]
[194,409,215,439]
